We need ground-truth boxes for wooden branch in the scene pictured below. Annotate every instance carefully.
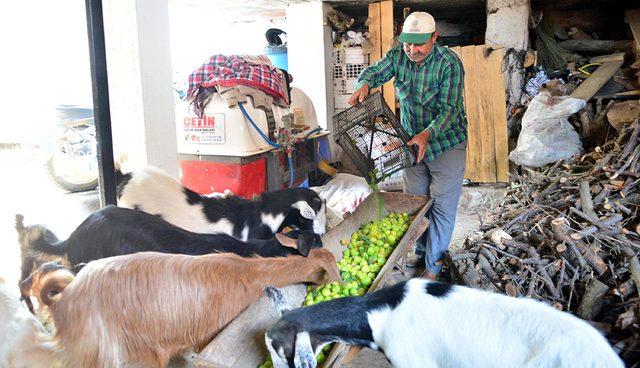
[552,217,607,275]
[571,213,624,239]
[623,247,640,297]
[579,181,598,222]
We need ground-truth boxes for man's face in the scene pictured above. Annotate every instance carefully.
[403,33,438,64]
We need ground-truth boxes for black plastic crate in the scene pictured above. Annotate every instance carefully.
[333,92,415,183]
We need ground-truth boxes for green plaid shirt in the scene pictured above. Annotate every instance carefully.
[356,43,467,162]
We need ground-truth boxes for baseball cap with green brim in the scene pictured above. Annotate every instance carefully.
[399,12,436,45]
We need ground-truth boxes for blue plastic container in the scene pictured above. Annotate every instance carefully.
[265,45,288,71]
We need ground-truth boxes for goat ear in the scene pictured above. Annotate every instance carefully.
[20,274,34,293]
[294,332,317,368]
[264,286,291,316]
[292,201,317,220]
[72,263,87,274]
[275,233,298,250]
[295,233,318,257]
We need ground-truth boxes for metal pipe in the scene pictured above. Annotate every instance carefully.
[85,0,116,206]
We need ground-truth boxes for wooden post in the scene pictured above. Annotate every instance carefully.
[625,9,640,50]
[380,0,396,110]
[485,0,529,108]
[368,2,381,95]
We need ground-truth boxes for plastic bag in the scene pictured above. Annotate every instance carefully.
[311,173,372,229]
[509,92,585,167]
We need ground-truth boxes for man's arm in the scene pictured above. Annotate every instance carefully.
[355,46,398,90]
[425,60,465,139]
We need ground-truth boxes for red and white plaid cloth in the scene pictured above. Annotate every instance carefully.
[186,54,289,106]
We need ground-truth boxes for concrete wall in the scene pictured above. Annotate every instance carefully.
[103,0,178,178]
[485,0,530,108]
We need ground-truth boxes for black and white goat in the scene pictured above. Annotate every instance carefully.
[16,206,321,310]
[264,278,623,368]
[117,166,326,240]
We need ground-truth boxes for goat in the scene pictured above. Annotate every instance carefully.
[16,206,321,312]
[0,275,51,368]
[264,278,624,368]
[117,166,326,240]
[30,249,340,367]
[15,214,69,314]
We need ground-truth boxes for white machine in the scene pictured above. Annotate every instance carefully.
[175,86,329,197]
[176,86,320,157]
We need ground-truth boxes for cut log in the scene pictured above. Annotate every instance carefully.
[577,278,609,319]
[558,40,633,53]
[612,279,637,298]
[607,101,640,132]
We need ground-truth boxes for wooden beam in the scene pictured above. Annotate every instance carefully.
[625,9,640,50]
[368,2,381,94]
[460,46,484,182]
[571,60,624,101]
[474,45,498,182]
[380,0,395,111]
[485,47,509,183]
[558,39,633,53]
[589,53,625,63]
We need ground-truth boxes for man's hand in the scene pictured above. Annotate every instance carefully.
[348,83,370,106]
[407,130,430,163]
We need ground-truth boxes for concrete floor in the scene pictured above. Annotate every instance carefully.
[0,146,99,292]
[0,146,505,367]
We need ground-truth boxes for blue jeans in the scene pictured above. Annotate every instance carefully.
[403,141,467,274]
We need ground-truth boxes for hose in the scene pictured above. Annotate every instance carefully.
[238,102,281,148]
[239,101,298,187]
[288,153,295,187]
[304,126,322,138]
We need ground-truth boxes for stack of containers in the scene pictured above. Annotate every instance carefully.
[333,47,369,112]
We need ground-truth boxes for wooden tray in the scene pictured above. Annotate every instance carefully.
[195,192,432,368]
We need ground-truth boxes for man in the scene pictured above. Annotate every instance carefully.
[349,11,467,279]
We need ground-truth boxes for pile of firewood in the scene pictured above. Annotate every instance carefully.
[448,119,640,365]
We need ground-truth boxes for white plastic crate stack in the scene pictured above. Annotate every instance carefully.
[378,170,404,191]
[333,47,369,111]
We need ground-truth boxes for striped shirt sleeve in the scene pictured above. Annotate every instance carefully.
[355,47,398,89]
[425,58,465,138]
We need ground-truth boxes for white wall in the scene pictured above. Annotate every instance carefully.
[286,2,333,132]
[168,2,287,82]
[103,0,178,177]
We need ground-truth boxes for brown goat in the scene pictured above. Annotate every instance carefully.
[33,249,340,367]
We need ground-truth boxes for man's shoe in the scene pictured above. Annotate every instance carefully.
[419,269,437,281]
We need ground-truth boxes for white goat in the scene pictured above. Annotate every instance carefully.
[0,276,50,368]
[264,278,624,368]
